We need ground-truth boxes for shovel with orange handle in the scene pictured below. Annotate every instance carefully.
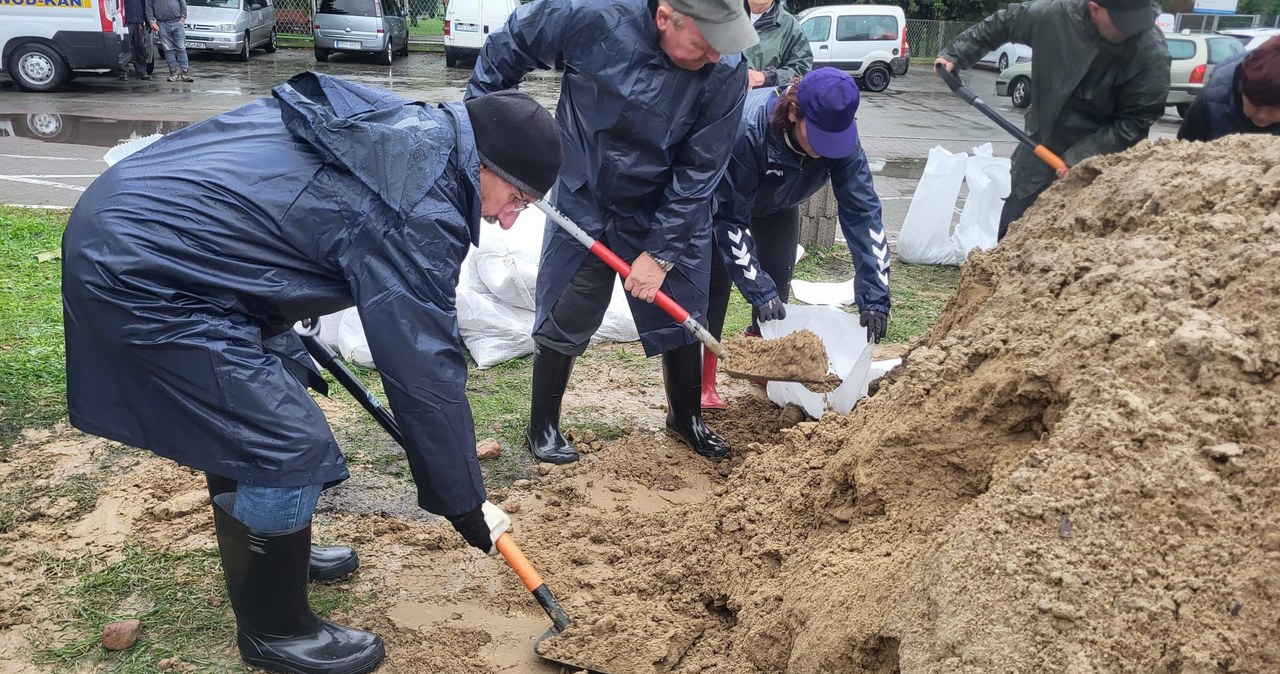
[935,63,1069,173]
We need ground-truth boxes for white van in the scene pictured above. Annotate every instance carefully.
[443,0,518,68]
[795,4,909,93]
[1,0,127,91]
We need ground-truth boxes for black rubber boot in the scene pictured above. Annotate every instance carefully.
[524,344,581,464]
[206,475,359,583]
[662,343,732,462]
[211,494,385,674]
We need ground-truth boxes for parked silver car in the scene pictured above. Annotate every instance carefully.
[313,0,410,65]
[176,0,278,61]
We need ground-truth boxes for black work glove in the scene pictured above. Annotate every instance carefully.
[445,501,510,556]
[756,297,787,323]
[859,310,888,344]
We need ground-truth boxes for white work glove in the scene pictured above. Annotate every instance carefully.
[446,501,510,556]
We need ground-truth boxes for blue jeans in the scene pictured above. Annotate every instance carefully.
[156,20,189,72]
[233,483,323,533]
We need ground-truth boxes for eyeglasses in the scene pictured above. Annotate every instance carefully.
[510,191,535,213]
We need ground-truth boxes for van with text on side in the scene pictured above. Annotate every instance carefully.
[795,4,908,93]
[1,0,126,91]
[443,0,517,68]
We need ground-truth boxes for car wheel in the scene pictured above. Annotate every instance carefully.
[314,46,329,62]
[1011,76,1031,109]
[445,47,458,68]
[7,43,69,92]
[21,113,71,141]
[379,40,393,65]
[862,64,890,93]
[265,29,277,53]
[1175,103,1189,119]
[237,32,251,61]
[998,53,1009,72]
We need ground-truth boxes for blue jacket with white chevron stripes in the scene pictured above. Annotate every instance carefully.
[712,86,891,314]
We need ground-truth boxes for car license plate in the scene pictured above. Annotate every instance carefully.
[455,23,478,32]
[185,41,206,49]
[335,40,361,49]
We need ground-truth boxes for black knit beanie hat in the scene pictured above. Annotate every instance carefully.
[464,91,562,197]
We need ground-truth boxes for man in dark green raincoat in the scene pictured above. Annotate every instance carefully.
[936,0,1171,239]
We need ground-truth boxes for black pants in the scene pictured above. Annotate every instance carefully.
[707,206,801,340]
[533,252,619,357]
[118,23,150,76]
[998,183,1051,241]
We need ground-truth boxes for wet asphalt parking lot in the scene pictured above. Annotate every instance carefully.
[0,48,1183,238]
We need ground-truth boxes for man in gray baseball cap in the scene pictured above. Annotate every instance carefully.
[467,0,756,466]
[667,0,759,55]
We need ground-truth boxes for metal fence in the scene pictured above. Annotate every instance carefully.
[1175,12,1263,32]
[274,0,445,36]
[904,19,977,60]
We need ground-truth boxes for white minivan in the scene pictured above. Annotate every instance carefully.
[795,4,909,93]
[443,0,519,68]
[1,0,127,91]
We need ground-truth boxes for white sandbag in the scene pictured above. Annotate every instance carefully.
[760,305,873,420]
[898,146,968,265]
[336,309,375,368]
[103,133,165,166]
[595,277,642,343]
[471,209,544,311]
[790,278,856,307]
[952,143,1010,258]
[457,287,538,368]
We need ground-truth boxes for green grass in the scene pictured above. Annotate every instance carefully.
[791,244,961,344]
[407,18,444,36]
[30,544,357,673]
[0,472,102,534]
[0,206,69,445]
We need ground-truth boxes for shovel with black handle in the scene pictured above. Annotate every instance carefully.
[295,320,610,672]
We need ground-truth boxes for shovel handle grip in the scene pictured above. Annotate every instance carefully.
[1033,145,1068,172]
[496,533,572,632]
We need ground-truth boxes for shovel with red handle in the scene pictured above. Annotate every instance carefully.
[534,201,726,358]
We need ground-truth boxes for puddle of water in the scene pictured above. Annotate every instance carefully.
[388,600,559,672]
[868,156,926,180]
[0,113,191,148]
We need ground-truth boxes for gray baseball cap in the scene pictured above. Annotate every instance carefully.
[666,0,759,54]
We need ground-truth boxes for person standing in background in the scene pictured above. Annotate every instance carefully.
[743,0,812,89]
[147,0,193,82]
[119,0,152,80]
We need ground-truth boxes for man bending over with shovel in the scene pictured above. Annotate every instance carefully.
[467,0,758,465]
[935,0,1170,239]
[61,72,561,674]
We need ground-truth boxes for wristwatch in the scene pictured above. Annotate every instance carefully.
[651,255,675,272]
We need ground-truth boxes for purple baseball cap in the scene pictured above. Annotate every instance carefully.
[796,67,861,159]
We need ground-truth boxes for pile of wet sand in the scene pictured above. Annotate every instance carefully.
[528,135,1280,672]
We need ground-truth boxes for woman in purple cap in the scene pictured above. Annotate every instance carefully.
[701,67,891,410]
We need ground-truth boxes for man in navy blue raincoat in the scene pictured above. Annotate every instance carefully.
[61,72,562,674]
[702,68,891,409]
[467,0,758,465]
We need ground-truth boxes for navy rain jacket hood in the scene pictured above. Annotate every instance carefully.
[62,72,488,518]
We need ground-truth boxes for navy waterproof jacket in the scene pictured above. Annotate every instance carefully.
[466,0,747,356]
[61,73,487,519]
[1178,51,1280,142]
[713,86,891,314]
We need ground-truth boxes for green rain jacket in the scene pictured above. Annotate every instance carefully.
[744,0,812,88]
[940,0,1170,198]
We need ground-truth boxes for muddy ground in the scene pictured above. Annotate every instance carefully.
[3,135,1277,674]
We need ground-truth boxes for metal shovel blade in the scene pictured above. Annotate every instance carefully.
[534,628,614,673]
